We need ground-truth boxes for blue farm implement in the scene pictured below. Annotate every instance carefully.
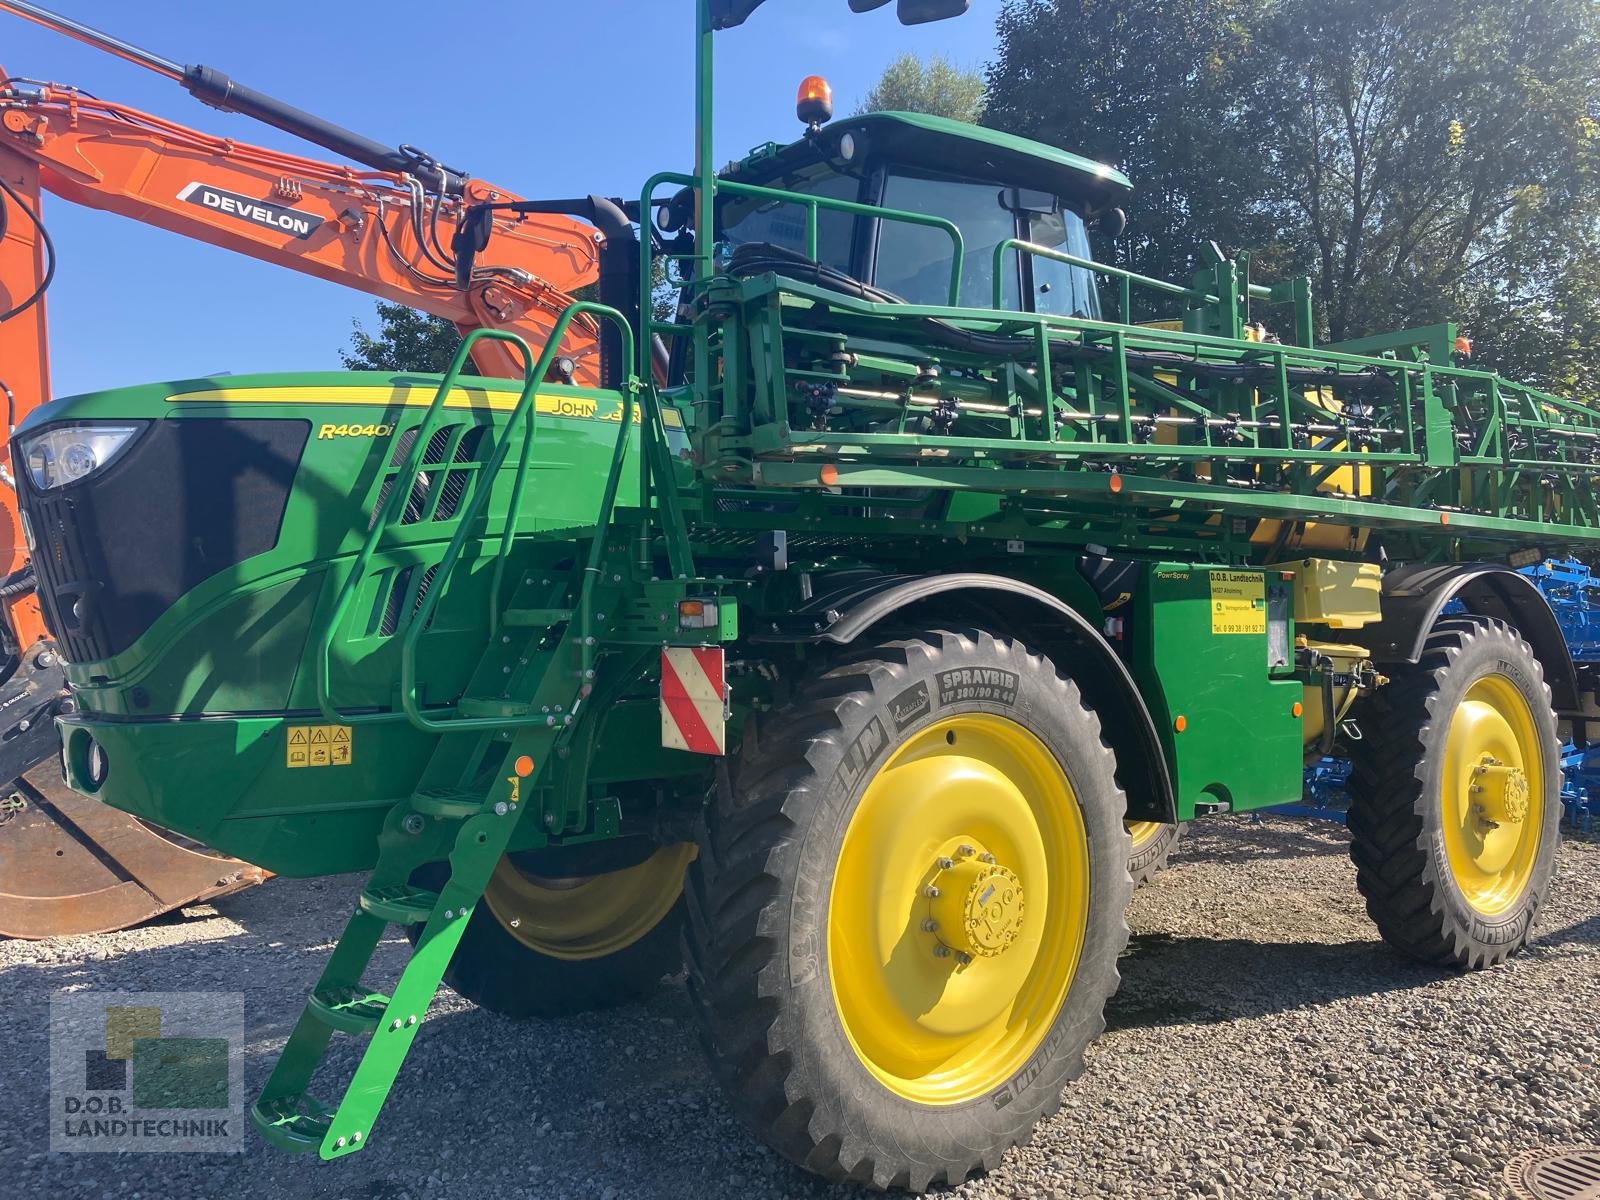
[1291,557,1600,831]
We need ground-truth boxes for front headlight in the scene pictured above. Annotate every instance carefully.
[22,423,144,491]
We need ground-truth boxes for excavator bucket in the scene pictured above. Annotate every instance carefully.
[0,757,266,940]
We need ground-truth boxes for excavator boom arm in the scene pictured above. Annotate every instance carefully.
[0,74,602,402]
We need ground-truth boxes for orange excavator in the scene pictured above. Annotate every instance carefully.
[0,0,618,937]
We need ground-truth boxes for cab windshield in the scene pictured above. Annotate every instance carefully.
[716,161,1103,320]
[875,171,1102,318]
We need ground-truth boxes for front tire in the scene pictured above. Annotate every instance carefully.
[1346,615,1561,969]
[684,628,1131,1190]
[412,841,694,1018]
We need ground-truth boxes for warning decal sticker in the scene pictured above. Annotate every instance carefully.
[1209,571,1266,635]
[287,724,353,768]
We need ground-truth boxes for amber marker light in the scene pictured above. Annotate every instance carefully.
[819,464,840,486]
[514,755,535,778]
[1292,702,1304,718]
[1108,473,1124,494]
[797,76,834,129]
[1174,715,1188,733]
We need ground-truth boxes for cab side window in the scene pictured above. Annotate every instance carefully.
[721,169,860,274]
[875,174,1021,308]
[1027,209,1102,320]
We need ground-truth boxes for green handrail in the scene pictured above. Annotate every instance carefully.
[638,169,967,378]
[314,309,639,732]
[315,328,539,727]
[993,238,1202,320]
[397,303,638,733]
[633,170,963,580]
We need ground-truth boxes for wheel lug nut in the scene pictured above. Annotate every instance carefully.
[932,945,951,958]
[936,856,955,870]
[958,844,975,857]
[979,852,996,864]
[920,919,938,933]
[925,885,941,899]
[955,952,972,966]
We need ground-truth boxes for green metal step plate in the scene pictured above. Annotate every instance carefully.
[456,697,535,719]
[410,789,483,820]
[308,985,391,1035]
[357,884,437,925]
[251,1093,334,1154]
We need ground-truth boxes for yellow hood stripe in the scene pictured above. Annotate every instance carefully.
[167,385,684,428]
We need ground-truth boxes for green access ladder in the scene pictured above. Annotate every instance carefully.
[251,315,648,1158]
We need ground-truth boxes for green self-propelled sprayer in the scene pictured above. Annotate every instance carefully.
[17,0,1596,1188]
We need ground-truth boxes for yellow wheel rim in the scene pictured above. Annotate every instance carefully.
[827,713,1089,1105]
[483,843,695,961]
[1125,820,1165,850]
[1440,674,1545,916]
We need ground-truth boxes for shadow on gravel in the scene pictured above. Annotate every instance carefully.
[1524,910,1600,954]
[1106,933,1442,1031]
[1174,820,1350,868]
[1107,899,1600,1035]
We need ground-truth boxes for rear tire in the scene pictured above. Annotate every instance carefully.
[412,842,693,1018]
[1346,616,1560,969]
[1126,821,1184,885]
[684,628,1130,1190]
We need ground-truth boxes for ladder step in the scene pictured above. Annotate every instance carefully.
[456,697,535,719]
[502,607,573,627]
[410,788,483,820]
[308,985,392,1035]
[251,1093,334,1154]
[358,884,438,924]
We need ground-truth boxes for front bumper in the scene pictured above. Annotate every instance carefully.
[57,712,431,876]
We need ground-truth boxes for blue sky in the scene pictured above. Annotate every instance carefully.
[5,0,1003,397]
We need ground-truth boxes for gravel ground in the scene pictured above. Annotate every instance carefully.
[2,816,1596,1200]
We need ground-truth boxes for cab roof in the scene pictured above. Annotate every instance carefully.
[727,111,1133,206]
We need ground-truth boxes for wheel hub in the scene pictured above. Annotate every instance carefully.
[925,844,1025,961]
[1471,755,1529,826]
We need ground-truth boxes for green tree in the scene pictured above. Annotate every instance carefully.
[1246,0,1600,369]
[983,0,1276,309]
[859,52,987,122]
[341,303,462,373]
[984,0,1600,399]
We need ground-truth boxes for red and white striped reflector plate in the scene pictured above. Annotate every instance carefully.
[660,646,726,756]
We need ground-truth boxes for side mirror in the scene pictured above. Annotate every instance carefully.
[847,0,970,23]
[1097,208,1127,239]
[1001,187,1060,216]
[451,204,495,290]
[717,1,968,30]
[896,0,970,22]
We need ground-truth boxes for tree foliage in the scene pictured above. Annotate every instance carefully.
[341,302,462,373]
[985,0,1600,400]
[859,52,988,123]
[985,0,1273,304]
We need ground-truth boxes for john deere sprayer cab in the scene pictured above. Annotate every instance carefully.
[17,0,1590,1188]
